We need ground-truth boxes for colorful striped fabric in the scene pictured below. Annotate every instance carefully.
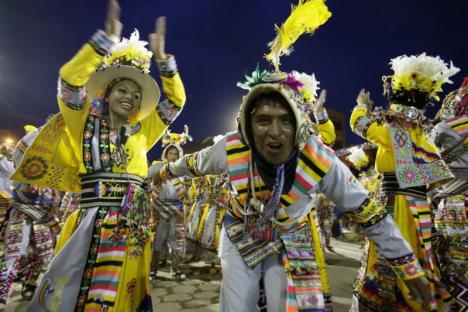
[226,132,334,222]
[447,116,468,135]
[282,224,329,312]
[447,116,468,145]
[86,207,125,307]
[407,196,452,307]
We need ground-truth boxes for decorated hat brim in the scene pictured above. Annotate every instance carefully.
[86,65,161,121]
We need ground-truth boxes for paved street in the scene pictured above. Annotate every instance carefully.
[4,239,362,312]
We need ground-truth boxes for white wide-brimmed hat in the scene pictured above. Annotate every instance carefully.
[86,30,161,121]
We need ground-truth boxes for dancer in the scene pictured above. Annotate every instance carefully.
[149,127,191,280]
[16,1,186,310]
[431,78,467,311]
[350,53,459,311]
[0,127,59,303]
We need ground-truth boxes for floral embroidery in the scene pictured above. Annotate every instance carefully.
[21,156,48,180]
[156,99,181,125]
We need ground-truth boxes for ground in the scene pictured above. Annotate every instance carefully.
[4,239,361,312]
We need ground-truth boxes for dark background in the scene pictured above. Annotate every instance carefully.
[0,0,466,160]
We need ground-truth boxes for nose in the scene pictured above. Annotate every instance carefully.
[268,119,281,138]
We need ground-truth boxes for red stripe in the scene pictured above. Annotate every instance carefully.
[90,284,118,292]
[294,172,313,190]
[97,246,126,253]
[227,135,241,143]
[231,172,248,181]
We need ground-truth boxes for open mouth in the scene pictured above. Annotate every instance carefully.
[120,101,134,111]
[266,142,283,153]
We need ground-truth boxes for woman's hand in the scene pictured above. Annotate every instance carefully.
[104,0,123,39]
[149,17,168,60]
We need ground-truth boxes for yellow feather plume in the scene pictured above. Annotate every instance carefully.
[24,125,38,134]
[266,0,332,71]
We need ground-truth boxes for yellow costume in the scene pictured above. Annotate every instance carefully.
[350,53,459,311]
[25,29,185,312]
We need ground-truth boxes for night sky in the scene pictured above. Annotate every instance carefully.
[0,0,466,160]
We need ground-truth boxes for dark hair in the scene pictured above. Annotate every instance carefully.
[104,78,140,99]
[245,92,296,144]
[386,88,430,110]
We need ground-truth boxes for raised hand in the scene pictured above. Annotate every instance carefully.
[313,89,327,113]
[104,0,123,38]
[149,17,168,60]
[356,89,374,114]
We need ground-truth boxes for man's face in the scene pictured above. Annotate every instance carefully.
[107,79,141,121]
[250,98,295,166]
[165,146,180,162]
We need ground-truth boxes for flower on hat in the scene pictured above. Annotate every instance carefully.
[237,68,320,115]
[389,53,460,101]
[102,29,153,74]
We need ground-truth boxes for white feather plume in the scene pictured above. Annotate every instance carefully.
[390,53,459,85]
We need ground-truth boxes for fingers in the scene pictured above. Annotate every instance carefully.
[155,16,167,35]
[105,0,121,37]
[318,89,327,102]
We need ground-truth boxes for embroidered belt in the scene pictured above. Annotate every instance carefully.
[80,172,144,209]
[223,212,309,269]
[382,173,427,198]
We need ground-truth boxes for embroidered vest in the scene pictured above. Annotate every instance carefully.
[389,122,453,188]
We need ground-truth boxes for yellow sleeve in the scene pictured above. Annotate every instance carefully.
[141,57,186,151]
[317,119,336,146]
[57,30,115,141]
[350,106,389,145]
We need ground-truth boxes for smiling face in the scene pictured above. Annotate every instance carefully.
[249,93,295,166]
[165,146,180,162]
[107,79,142,122]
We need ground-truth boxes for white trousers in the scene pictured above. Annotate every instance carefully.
[218,227,287,312]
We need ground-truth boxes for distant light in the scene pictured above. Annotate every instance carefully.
[4,138,15,145]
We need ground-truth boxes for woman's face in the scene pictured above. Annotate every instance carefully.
[107,79,141,121]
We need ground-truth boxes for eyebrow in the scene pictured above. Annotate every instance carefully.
[253,112,292,119]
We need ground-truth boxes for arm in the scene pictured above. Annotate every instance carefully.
[153,135,229,183]
[350,105,389,145]
[140,57,186,150]
[350,89,389,145]
[316,118,336,146]
[57,30,117,138]
[141,17,187,150]
[312,90,336,146]
[318,159,425,280]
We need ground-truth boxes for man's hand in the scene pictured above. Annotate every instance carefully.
[356,89,374,117]
[149,17,168,60]
[104,0,123,39]
[404,276,432,311]
[313,89,327,113]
